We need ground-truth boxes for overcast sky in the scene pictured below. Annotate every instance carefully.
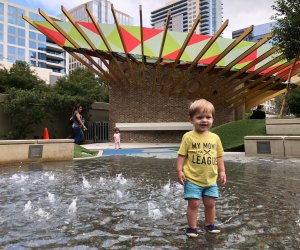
[11,0,276,38]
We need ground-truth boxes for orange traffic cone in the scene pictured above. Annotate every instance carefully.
[43,128,49,140]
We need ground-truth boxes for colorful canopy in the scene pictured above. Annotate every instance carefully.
[23,5,300,109]
[35,21,285,72]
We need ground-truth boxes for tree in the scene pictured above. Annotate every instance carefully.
[0,61,49,138]
[2,88,50,139]
[0,66,9,93]
[288,87,300,117]
[1,64,109,139]
[53,68,109,117]
[3,61,45,91]
[54,68,108,101]
[271,0,300,118]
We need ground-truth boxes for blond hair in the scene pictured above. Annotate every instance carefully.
[189,99,215,118]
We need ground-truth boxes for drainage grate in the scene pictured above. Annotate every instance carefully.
[256,141,271,154]
[28,145,43,158]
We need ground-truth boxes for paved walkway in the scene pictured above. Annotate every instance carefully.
[83,142,180,150]
[81,143,180,157]
[79,142,246,159]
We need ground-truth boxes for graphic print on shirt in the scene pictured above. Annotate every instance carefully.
[190,142,218,166]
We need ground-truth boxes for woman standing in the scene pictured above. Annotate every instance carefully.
[72,104,87,145]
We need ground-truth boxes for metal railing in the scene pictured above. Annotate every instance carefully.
[85,121,109,142]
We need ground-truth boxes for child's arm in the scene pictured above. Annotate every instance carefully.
[217,156,226,186]
[176,155,186,185]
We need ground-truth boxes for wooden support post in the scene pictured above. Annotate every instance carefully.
[207,47,281,102]
[177,25,254,96]
[246,80,300,109]
[22,14,112,84]
[38,9,118,85]
[153,11,171,92]
[210,53,285,104]
[246,89,286,110]
[224,60,295,107]
[61,6,123,84]
[170,19,229,96]
[229,66,300,109]
[160,14,201,93]
[187,32,274,96]
[85,4,130,85]
[139,5,146,87]
[111,4,137,85]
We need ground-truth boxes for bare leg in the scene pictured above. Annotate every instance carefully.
[203,196,216,225]
[187,199,200,228]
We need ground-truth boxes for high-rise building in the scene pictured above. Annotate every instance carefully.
[232,21,276,46]
[150,0,223,35]
[64,0,132,72]
[0,0,68,84]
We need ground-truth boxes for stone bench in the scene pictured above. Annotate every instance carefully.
[115,122,193,131]
[0,139,74,165]
[244,136,300,158]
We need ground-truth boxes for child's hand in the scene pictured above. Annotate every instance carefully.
[177,170,186,185]
[218,171,226,186]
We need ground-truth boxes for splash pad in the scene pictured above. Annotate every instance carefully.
[0,153,299,248]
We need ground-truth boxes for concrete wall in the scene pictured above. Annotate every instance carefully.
[90,102,110,122]
[266,118,300,135]
[285,136,300,158]
[0,139,74,165]
[244,136,300,158]
[244,136,285,157]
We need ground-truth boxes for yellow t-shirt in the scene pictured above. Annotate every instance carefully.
[178,130,224,187]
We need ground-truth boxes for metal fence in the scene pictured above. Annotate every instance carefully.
[85,121,109,142]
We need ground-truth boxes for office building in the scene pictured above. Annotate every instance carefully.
[0,0,67,84]
[151,0,223,35]
[65,0,132,72]
[232,21,276,46]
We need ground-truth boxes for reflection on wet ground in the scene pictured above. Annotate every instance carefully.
[0,155,299,249]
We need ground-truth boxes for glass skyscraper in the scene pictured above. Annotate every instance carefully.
[64,0,132,72]
[232,21,277,46]
[151,0,223,35]
[0,0,67,84]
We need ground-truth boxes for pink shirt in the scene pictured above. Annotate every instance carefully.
[113,133,120,143]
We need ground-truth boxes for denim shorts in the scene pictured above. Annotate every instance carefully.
[184,180,219,199]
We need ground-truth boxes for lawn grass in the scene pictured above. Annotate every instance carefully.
[74,144,99,158]
[211,119,266,151]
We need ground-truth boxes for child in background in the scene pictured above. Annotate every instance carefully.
[177,99,226,237]
[113,128,121,149]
